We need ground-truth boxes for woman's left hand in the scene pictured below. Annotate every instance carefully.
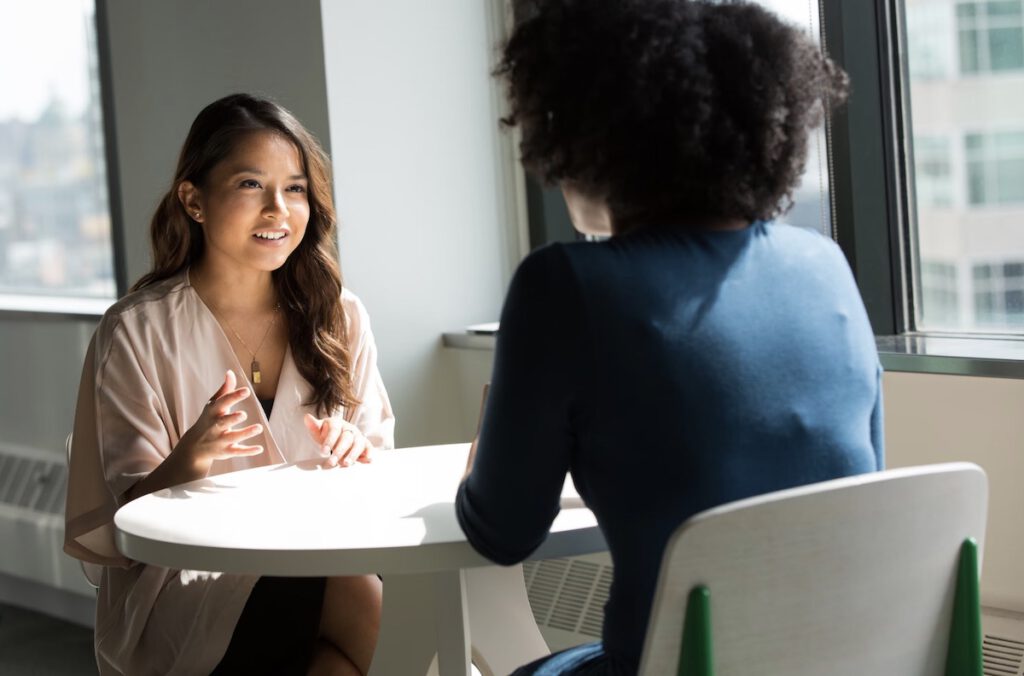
[304,413,372,467]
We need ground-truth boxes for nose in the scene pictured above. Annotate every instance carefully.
[263,189,290,220]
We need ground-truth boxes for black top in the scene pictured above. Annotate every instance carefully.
[258,397,274,419]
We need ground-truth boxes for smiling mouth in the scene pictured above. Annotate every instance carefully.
[253,232,287,241]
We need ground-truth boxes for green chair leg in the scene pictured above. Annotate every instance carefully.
[945,538,983,676]
[678,585,713,676]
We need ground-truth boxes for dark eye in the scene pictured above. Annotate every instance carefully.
[239,179,261,189]
[287,184,307,193]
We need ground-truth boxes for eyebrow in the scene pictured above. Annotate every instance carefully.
[229,167,307,180]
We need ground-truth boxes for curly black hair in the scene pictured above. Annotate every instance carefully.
[497,0,850,231]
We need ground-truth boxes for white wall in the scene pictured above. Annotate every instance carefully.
[0,319,93,458]
[103,0,332,285]
[883,371,1024,615]
[320,1,522,446]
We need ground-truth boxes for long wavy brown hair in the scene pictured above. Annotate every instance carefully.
[132,93,357,415]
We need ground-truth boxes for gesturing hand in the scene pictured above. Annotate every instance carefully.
[174,370,264,470]
[304,413,372,467]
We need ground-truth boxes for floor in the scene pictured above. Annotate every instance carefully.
[0,602,96,675]
[0,602,490,676]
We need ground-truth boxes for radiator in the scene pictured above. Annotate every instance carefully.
[0,442,96,601]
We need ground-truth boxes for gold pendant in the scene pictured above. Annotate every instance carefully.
[251,359,261,384]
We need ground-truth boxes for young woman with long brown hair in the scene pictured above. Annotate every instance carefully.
[65,93,393,675]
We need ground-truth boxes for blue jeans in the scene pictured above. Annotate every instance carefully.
[511,642,618,675]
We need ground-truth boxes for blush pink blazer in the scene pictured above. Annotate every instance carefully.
[64,270,394,675]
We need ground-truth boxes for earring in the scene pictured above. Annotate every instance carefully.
[194,211,201,219]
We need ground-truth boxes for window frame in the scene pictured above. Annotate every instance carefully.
[825,0,1024,377]
[821,0,912,337]
[0,0,126,319]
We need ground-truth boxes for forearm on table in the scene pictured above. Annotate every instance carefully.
[124,451,212,503]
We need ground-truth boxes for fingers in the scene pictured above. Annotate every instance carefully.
[217,425,264,458]
[306,415,368,468]
[334,429,361,466]
[341,434,368,466]
[356,442,374,464]
[209,370,236,404]
[216,410,247,430]
[327,424,369,468]
[221,423,263,445]
[304,413,325,441]
[210,385,252,416]
[212,370,232,400]
[226,442,264,457]
[322,421,344,460]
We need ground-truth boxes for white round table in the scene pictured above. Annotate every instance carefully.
[114,443,606,676]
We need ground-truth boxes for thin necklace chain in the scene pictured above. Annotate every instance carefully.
[193,269,281,384]
[216,304,280,362]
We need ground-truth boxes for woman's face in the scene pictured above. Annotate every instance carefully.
[184,130,310,275]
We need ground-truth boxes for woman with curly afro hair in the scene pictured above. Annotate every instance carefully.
[456,1,883,674]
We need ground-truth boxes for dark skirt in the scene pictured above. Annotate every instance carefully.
[211,576,326,675]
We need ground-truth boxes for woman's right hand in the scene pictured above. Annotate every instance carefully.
[172,370,264,471]
[125,371,265,503]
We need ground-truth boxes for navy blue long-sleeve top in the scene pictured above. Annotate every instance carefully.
[456,221,883,673]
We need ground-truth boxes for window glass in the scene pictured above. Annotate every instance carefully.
[752,0,834,237]
[972,261,1024,326]
[906,0,1024,333]
[956,0,1024,73]
[908,3,956,78]
[914,136,954,207]
[920,260,960,325]
[0,0,115,302]
[965,131,1024,205]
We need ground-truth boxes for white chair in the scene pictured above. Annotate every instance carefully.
[638,463,987,676]
[65,433,102,589]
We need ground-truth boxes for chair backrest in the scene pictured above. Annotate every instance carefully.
[638,463,988,676]
[65,433,102,589]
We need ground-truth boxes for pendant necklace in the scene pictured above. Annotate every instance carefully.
[217,306,280,384]
[192,270,280,384]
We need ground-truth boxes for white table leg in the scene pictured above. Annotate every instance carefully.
[371,565,550,676]
[434,570,472,676]
[465,565,551,676]
[370,570,473,676]
[370,572,444,676]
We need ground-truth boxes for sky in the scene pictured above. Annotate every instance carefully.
[0,0,92,122]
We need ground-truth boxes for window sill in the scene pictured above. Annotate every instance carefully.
[444,328,1024,379]
[877,334,1024,379]
[442,331,497,351]
[0,294,114,320]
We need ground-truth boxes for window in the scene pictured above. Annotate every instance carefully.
[758,0,833,238]
[914,136,955,208]
[920,260,961,325]
[973,260,1024,325]
[965,130,1024,205]
[956,0,1024,74]
[907,2,956,80]
[902,0,1024,333]
[0,0,117,305]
